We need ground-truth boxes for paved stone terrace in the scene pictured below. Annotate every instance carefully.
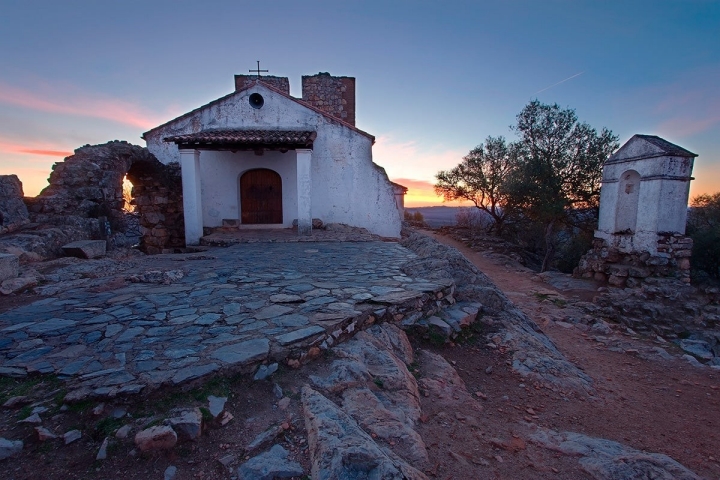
[0,241,452,401]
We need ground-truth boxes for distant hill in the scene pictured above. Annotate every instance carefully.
[405,206,461,227]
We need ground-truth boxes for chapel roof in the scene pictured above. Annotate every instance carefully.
[142,79,375,143]
[163,129,317,150]
[607,134,697,163]
[634,135,697,157]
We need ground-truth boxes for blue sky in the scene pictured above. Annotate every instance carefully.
[0,0,718,205]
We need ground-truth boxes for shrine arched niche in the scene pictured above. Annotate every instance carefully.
[615,169,641,233]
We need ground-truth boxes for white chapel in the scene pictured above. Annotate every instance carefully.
[142,72,405,244]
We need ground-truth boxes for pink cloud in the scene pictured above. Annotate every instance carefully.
[19,148,72,157]
[0,82,167,129]
[390,177,436,192]
[0,140,72,158]
[647,66,720,138]
[656,113,720,139]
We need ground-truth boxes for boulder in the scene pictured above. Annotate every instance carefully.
[679,339,714,361]
[302,386,427,480]
[1,276,39,295]
[237,444,303,480]
[0,254,18,282]
[61,240,106,259]
[531,428,700,479]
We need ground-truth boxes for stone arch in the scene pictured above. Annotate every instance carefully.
[27,141,185,254]
[615,169,641,233]
[239,168,283,224]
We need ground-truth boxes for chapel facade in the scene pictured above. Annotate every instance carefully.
[142,72,405,244]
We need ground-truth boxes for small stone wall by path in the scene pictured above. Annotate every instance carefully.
[0,241,453,402]
[576,235,693,287]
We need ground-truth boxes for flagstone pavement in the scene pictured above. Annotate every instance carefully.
[0,241,451,401]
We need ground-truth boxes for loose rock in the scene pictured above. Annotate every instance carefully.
[0,438,23,460]
[237,444,304,480]
[134,425,177,452]
[167,408,203,442]
[63,430,82,445]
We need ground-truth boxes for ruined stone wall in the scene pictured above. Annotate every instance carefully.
[234,75,290,94]
[24,141,185,254]
[301,73,355,125]
[0,175,29,234]
[575,233,692,287]
[26,141,140,226]
[128,162,184,254]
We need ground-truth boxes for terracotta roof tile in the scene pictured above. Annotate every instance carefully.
[163,129,317,148]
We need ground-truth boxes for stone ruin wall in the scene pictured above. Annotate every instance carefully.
[127,161,185,254]
[0,175,30,235]
[301,73,356,125]
[575,234,693,288]
[2,141,185,259]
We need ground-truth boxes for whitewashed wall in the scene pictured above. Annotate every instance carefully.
[596,137,694,253]
[144,83,401,237]
[198,151,297,228]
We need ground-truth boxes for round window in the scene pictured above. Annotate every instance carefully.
[249,93,264,109]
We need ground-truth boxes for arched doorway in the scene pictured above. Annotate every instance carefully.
[240,169,283,224]
[615,169,641,233]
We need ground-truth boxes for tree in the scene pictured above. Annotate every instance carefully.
[687,192,720,279]
[505,101,618,271]
[434,136,514,234]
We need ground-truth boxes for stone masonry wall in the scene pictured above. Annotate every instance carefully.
[301,73,356,125]
[575,234,693,287]
[234,75,290,94]
[127,162,184,254]
[25,141,185,254]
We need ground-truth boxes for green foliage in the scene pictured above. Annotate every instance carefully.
[94,417,125,439]
[435,100,618,272]
[199,407,213,423]
[435,136,514,234]
[0,375,61,404]
[555,229,594,274]
[506,101,618,271]
[687,192,720,279]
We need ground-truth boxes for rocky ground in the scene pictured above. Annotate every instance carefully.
[0,227,718,479]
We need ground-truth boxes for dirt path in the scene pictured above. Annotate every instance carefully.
[421,229,720,479]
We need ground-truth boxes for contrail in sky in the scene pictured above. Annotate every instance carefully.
[534,71,585,95]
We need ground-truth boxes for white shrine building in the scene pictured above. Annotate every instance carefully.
[595,134,696,254]
[142,72,405,244]
[576,134,697,286]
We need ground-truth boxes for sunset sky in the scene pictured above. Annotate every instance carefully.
[0,1,718,207]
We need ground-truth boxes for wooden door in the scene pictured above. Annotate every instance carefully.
[240,169,283,224]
